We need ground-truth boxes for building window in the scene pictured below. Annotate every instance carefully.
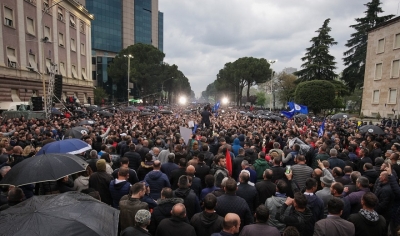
[57,7,64,21]
[26,17,35,35]
[44,26,51,41]
[374,63,382,80]
[83,92,87,104]
[45,58,52,74]
[391,60,400,78]
[81,43,85,55]
[372,90,380,104]
[28,54,37,71]
[25,0,37,5]
[71,38,76,51]
[71,65,78,79]
[389,89,397,104]
[59,62,66,76]
[79,21,85,33]
[4,6,14,27]
[395,33,400,49]
[43,0,49,12]
[58,33,64,47]
[6,47,17,68]
[377,38,385,54]
[70,14,76,28]
[81,68,88,80]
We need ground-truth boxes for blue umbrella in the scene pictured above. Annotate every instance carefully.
[36,139,92,155]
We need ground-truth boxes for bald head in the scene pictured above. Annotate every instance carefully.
[186,165,195,175]
[171,203,186,218]
[223,213,241,234]
[153,160,161,169]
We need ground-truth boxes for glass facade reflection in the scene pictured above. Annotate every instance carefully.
[86,0,122,53]
[158,11,163,52]
[134,0,152,45]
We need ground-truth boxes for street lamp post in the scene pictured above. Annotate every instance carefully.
[161,77,173,104]
[124,54,133,106]
[267,60,278,111]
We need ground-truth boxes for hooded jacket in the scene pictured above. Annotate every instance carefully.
[137,161,153,180]
[150,197,184,234]
[266,195,287,232]
[109,179,131,208]
[305,193,324,229]
[232,138,241,157]
[190,211,223,236]
[348,210,387,236]
[276,203,313,236]
[173,188,201,219]
[144,170,171,200]
[253,158,270,182]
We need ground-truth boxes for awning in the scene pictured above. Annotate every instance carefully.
[11,89,21,102]
[70,17,75,27]
[7,55,17,68]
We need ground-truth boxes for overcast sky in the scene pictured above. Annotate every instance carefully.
[159,0,399,97]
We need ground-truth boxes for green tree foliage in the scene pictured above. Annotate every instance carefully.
[93,87,109,105]
[256,92,267,106]
[294,80,336,114]
[342,0,393,92]
[275,72,297,105]
[295,19,338,82]
[108,43,191,102]
[214,57,272,106]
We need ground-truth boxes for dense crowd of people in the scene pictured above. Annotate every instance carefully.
[1,104,400,236]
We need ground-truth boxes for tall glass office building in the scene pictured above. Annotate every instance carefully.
[83,0,164,102]
[86,0,122,53]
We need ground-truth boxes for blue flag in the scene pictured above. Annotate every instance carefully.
[213,101,220,112]
[318,119,325,137]
[288,102,308,114]
[192,124,198,134]
[281,109,295,119]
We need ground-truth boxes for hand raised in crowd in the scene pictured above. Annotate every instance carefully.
[285,197,294,206]
[385,163,392,175]
[317,159,324,170]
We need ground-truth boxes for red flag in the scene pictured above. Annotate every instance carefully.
[225,149,232,177]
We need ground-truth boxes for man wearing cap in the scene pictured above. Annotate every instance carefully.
[121,209,152,236]
[315,159,335,210]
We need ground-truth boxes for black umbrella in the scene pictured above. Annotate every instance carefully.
[331,113,350,120]
[77,120,95,126]
[64,127,89,139]
[0,153,88,187]
[123,107,140,112]
[270,115,283,122]
[97,111,113,117]
[183,110,192,114]
[358,125,385,135]
[0,192,119,236]
[258,115,270,120]
[159,110,173,114]
[86,106,100,112]
[294,114,308,119]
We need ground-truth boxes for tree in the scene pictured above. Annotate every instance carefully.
[93,87,109,105]
[342,0,394,92]
[256,92,267,106]
[295,18,338,82]
[294,80,336,114]
[275,72,297,105]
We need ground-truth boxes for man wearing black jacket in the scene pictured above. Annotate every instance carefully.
[190,193,223,236]
[123,143,142,171]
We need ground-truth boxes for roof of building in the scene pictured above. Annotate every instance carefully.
[368,15,400,33]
